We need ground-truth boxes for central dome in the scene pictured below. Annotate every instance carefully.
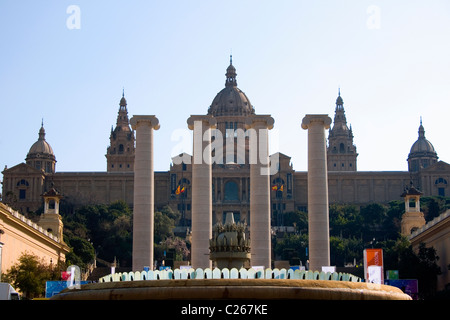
[26,122,56,173]
[407,120,438,172]
[27,125,55,159]
[207,57,255,117]
[409,122,437,156]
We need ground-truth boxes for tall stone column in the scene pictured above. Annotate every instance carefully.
[246,115,274,268]
[187,115,216,269]
[130,115,160,271]
[301,115,332,271]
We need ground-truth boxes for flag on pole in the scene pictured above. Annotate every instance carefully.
[176,185,186,195]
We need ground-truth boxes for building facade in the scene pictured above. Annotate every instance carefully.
[2,60,450,229]
[409,209,450,291]
[0,198,70,279]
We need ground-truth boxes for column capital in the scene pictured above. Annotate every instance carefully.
[301,114,332,130]
[244,115,274,129]
[130,115,160,130]
[187,115,217,130]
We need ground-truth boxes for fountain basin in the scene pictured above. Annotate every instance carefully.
[51,278,411,300]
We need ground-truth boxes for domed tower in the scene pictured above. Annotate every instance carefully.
[106,92,135,172]
[407,119,438,172]
[207,56,255,118]
[327,91,358,171]
[26,121,56,173]
[207,56,255,165]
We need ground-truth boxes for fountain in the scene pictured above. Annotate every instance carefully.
[50,114,412,301]
[209,212,251,269]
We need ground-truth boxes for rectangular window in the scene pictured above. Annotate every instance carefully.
[19,189,26,200]
[438,188,445,197]
[225,122,238,138]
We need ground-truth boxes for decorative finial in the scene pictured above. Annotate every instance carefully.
[420,116,422,126]
[335,88,344,108]
[119,88,127,109]
[225,55,237,87]
[38,119,46,140]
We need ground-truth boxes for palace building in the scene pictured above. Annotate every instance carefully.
[2,59,450,230]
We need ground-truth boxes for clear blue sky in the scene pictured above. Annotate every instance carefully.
[1,1,449,174]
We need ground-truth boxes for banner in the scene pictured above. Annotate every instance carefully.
[385,279,419,299]
[368,266,382,284]
[364,248,384,283]
[45,281,88,298]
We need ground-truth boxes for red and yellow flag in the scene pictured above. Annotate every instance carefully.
[176,185,186,195]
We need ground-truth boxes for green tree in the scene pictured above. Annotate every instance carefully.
[274,233,308,265]
[61,200,133,267]
[281,210,308,234]
[397,243,441,299]
[383,201,404,240]
[379,237,441,299]
[3,252,63,299]
[330,236,364,266]
[154,209,176,243]
[423,197,442,221]
[65,236,95,268]
[157,237,190,262]
[154,206,187,264]
[329,204,362,238]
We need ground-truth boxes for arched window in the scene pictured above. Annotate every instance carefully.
[339,143,345,153]
[47,199,55,210]
[272,177,285,185]
[435,178,448,197]
[16,179,29,187]
[435,178,448,185]
[178,178,190,186]
[16,180,29,200]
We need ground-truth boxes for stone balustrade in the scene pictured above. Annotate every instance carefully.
[1,203,61,243]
